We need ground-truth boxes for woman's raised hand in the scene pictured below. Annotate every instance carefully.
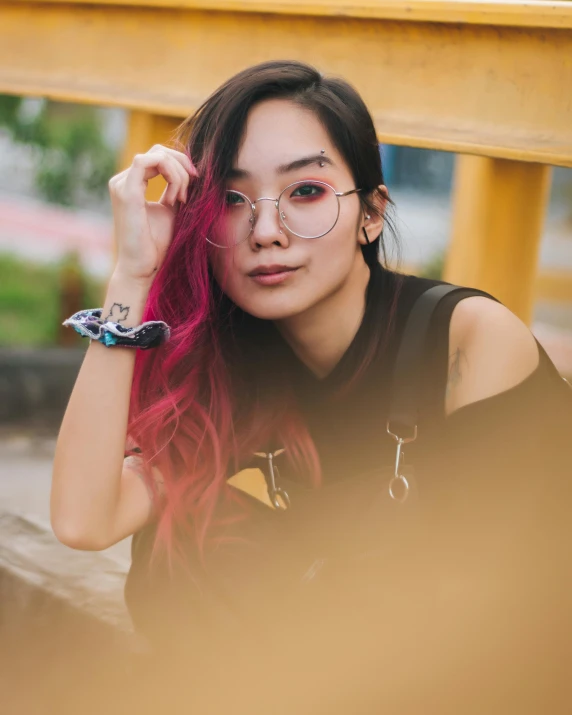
[108,144,198,284]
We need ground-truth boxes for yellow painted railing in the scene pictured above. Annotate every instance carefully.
[1,0,572,320]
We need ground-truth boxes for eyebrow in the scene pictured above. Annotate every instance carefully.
[228,154,335,180]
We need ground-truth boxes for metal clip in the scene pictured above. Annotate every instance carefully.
[386,422,417,503]
[253,448,290,510]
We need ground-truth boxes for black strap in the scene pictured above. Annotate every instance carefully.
[388,284,499,432]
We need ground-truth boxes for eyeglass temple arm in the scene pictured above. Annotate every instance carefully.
[336,188,363,197]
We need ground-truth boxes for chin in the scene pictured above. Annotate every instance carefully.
[237,293,311,322]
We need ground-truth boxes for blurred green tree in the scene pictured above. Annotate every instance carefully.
[0,94,117,207]
[0,251,104,347]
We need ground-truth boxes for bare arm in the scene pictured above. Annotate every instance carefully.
[444,296,540,416]
[50,273,158,550]
[50,144,196,551]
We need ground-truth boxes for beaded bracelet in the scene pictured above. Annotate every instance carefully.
[62,308,170,349]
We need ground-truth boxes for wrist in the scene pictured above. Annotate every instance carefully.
[108,270,155,294]
[102,274,152,329]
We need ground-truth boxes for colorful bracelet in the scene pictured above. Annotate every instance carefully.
[62,308,170,349]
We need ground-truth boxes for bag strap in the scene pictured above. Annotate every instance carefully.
[388,284,498,437]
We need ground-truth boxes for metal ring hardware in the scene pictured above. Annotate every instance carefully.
[386,422,418,503]
[388,474,410,503]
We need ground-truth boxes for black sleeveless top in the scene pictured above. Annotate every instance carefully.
[123,263,572,712]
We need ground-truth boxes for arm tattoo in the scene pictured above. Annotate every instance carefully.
[103,302,130,323]
[446,347,468,398]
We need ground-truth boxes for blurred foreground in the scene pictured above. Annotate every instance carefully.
[1,418,571,714]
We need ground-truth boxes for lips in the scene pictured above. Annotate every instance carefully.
[248,264,300,286]
[248,264,298,276]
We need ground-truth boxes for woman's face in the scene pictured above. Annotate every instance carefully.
[209,98,377,322]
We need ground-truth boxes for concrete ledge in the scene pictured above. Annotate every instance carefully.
[0,511,132,630]
[0,511,144,715]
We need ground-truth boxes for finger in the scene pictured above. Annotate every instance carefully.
[111,172,127,199]
[176,161,191,203]
[141,150,192,204]
[158,183,177,212]
[159,157,188,207]
[149,144,198,178]
[108,146,197,193]
[108,167,130,190]
[123,152,184,204]
[170,157,191,204]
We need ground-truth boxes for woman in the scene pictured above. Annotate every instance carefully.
[51,60,572,713]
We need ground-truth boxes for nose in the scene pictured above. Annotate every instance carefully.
[249,198,288,250]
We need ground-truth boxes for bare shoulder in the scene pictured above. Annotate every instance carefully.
[445,295,540,416]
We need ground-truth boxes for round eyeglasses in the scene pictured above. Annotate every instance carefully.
[206,179,363,248]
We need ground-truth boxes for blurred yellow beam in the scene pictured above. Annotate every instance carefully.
[535,271,572,305]
[444,155,552,323]
[14,0,572,29]
[1,1,572,166]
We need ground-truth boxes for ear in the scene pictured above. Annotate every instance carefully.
[359,184,388,246]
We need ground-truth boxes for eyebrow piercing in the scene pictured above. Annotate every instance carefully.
[320,149,325,154]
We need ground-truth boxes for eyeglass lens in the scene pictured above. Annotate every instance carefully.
[207,181,341,247]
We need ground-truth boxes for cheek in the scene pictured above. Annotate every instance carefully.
[209,248,249,305]
[307,241,344,283]
[310,219,358,278]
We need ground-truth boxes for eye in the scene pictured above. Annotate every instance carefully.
[225,190,247,207]
[290,183,325,199]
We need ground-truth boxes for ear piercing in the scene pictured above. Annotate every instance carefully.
[363,215,371,244]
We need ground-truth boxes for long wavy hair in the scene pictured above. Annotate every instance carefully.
[125,59,402,569]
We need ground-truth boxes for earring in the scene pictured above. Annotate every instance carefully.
[362,227,371,244]
[366,214,371,220]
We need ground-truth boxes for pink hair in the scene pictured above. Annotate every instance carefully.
[125,153,322,571]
